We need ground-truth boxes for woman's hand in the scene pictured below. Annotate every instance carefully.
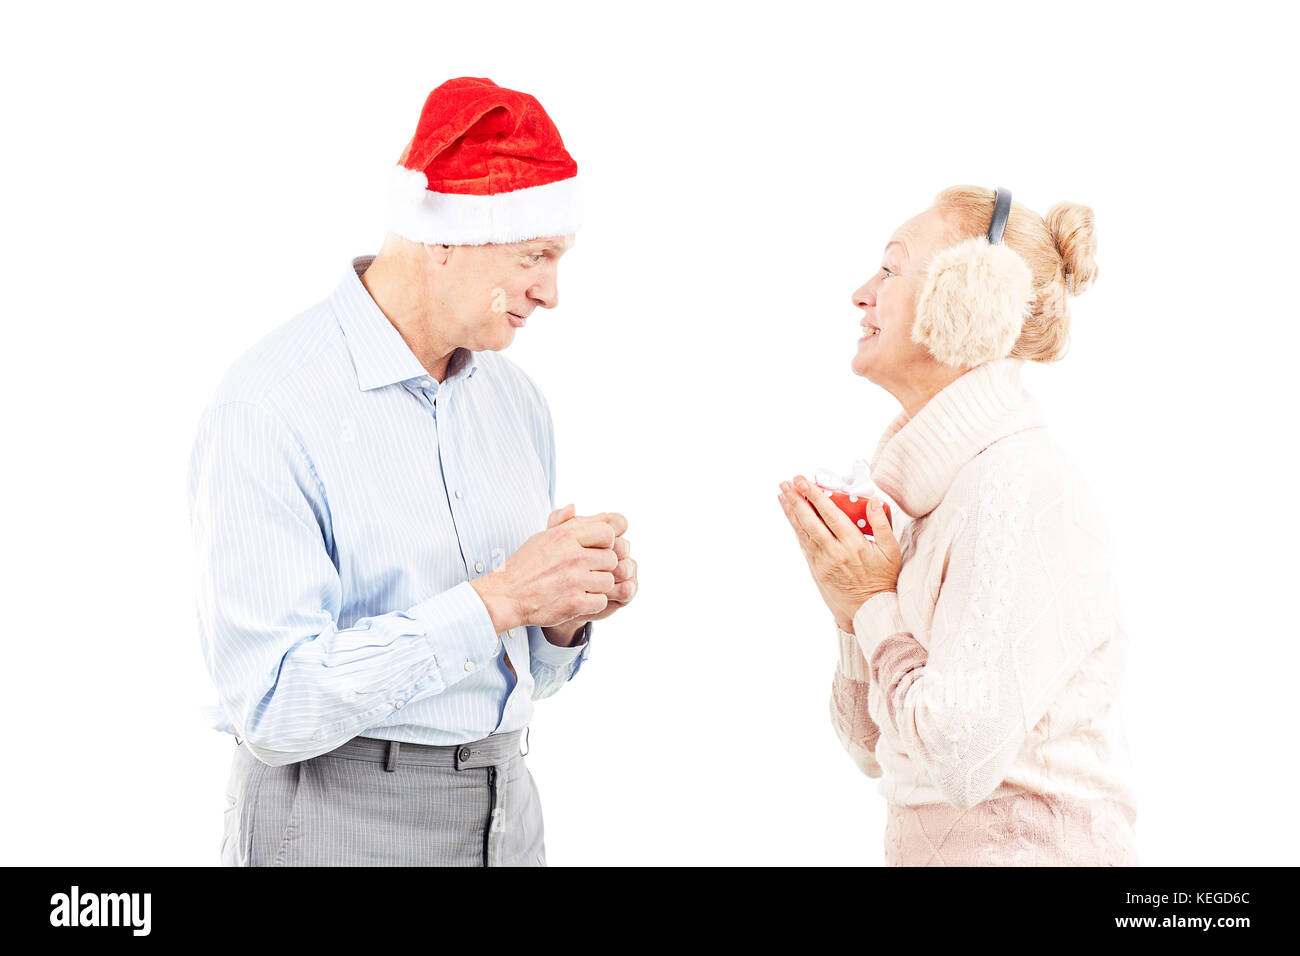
[778,476,903,632]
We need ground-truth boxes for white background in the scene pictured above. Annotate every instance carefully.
[2,0,1296,866]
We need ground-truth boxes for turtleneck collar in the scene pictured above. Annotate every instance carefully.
[869,357,1049,520]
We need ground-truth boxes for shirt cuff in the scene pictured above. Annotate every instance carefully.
[409,580,502,677]
[851,590,908,661]
[529,621,592,669]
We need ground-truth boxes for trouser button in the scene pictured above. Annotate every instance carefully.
[458,746,472,762]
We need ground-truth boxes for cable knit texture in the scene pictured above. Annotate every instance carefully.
[829,357,1139,866]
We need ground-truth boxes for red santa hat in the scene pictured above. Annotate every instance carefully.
[387,77,582,246]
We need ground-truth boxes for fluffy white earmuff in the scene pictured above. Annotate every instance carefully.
[912,236,1035,368]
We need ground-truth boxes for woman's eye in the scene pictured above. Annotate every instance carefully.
[528,253,546,263]
[881,267,894,280]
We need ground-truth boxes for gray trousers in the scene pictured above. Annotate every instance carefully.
[220,730,545,866]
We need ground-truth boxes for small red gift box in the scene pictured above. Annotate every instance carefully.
[815,484,892,537]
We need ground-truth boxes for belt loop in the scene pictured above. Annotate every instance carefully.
[385,740,400,772]
[520,725,530,757]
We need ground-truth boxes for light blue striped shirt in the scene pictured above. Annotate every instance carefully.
[187,255,591,767]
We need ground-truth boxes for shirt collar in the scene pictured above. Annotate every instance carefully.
[869,358,1048,520]
[331,255,479,392]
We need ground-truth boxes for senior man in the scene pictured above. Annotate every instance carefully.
[187,78,636,866]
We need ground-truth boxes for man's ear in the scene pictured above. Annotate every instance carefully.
[423,243,453,267]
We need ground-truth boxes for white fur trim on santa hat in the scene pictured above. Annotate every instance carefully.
[386,166,583,246]
[912,237,1035,368]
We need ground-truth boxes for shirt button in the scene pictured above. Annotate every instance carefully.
[455,489,463,499]
[474,561,484,573]
[393,699,404,709]
[463,659,474,671]
[421,379,432,388]
[508,629,516,638]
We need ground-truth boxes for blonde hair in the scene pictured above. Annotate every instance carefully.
[931,186,1097,363]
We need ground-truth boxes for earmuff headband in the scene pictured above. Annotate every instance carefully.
[911,184,1033,367]
[987,186,1012,245]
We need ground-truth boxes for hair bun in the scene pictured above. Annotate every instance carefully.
[1044,201,1098,296]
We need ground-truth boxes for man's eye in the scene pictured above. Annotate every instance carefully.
[528,252,546,263]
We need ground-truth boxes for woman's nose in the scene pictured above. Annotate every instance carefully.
[852,282,875,309]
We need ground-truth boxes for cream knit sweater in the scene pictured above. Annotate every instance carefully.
[830,357,1140,865]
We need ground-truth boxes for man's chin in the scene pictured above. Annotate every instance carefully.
[472,330,515,352]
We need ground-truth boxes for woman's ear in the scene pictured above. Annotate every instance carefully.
[911,237,1034,367]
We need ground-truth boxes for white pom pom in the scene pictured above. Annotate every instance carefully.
[388,164,430,206]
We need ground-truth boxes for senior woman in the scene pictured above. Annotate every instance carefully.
[777,186,1139,866]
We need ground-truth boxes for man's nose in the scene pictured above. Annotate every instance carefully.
[529,275,559,309]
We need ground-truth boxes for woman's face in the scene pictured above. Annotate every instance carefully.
[850,207,954,385]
